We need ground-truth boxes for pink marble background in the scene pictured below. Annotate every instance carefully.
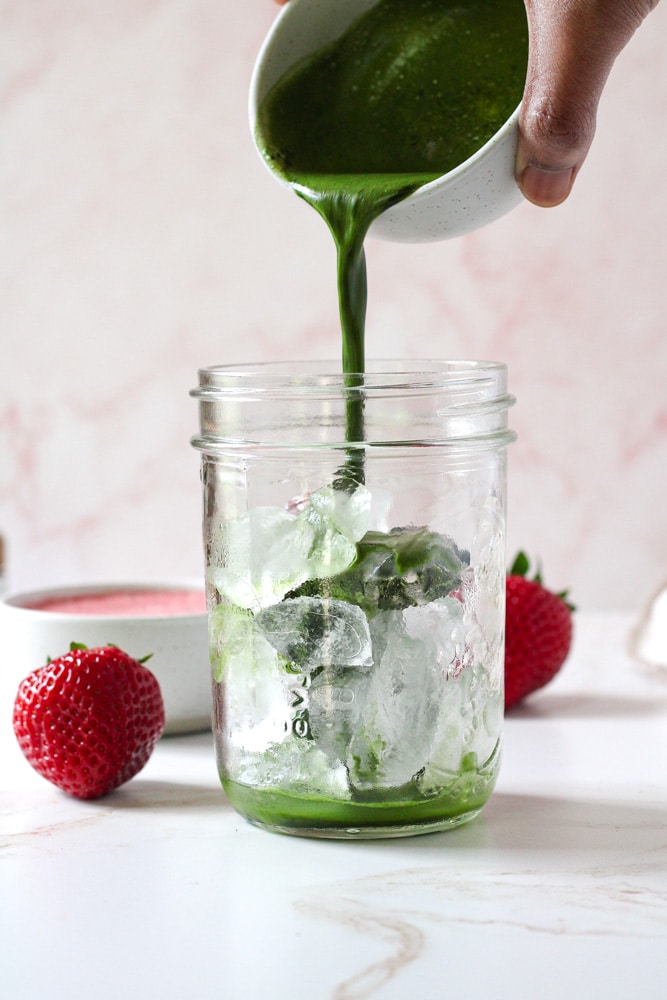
[1,1,666,610]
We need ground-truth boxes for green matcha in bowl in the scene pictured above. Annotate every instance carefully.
[250,0,529,246]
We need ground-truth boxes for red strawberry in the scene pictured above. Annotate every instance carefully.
[504,553,574,709]
[12,643,165,799]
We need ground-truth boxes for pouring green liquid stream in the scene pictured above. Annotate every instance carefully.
[256,0,528,386]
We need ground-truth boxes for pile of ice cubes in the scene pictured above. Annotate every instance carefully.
[208,483,502,797]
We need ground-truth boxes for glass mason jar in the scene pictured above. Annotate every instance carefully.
[191,360,515,839]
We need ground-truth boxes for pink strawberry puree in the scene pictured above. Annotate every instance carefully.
[26,589,206,617]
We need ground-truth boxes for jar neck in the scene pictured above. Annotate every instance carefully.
[191,360,516,453]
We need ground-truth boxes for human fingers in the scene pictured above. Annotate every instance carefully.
[517,0,659,207]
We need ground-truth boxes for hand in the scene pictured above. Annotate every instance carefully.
[271,0,660,208]
[518,0,659,207]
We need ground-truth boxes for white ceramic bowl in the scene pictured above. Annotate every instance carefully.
[0,581,211,736]
[249,0,525,243]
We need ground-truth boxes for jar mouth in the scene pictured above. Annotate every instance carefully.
[191,359,516,452]
[191,359,508,400]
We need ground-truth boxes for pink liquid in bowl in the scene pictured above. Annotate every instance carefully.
[26,589,206,617]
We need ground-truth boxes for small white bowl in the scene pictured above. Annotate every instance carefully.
[0,581,211,736]
[250,0,525,243]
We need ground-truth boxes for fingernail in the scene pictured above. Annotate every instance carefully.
[520,165,576,208]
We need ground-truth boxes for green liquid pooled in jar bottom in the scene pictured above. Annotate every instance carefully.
[222,746,500,839]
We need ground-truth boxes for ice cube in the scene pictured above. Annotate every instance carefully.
[255,596,373,672]
[208,601,255,683]
[209,486,373,611]
[403,596,465,678]
[209,602,293,754]
[297,483,371,579]
[300,483,371,543]
[232,738,351,799]
[416,624,504,795]
[303,530,357,582]
[338,526,470,615]
[348,609,445,790]
[209,506,316,611]
[307,665,373,765]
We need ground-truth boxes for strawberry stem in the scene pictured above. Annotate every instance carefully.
[509,551,576,612]
[509,551,529,576]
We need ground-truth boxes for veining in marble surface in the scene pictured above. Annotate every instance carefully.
[287,783,667,997]
[297,857,666,999]
[1,4,667,614]
[3,618,665,1000]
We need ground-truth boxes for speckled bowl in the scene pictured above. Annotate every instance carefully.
[0,581,211,735]
[249,0,526,243]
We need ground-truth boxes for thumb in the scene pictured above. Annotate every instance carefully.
[517,0,658,207]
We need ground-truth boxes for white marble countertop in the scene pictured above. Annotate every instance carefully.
[2,613,666,1000]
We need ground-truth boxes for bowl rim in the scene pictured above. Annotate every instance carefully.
[0,579,207,622]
